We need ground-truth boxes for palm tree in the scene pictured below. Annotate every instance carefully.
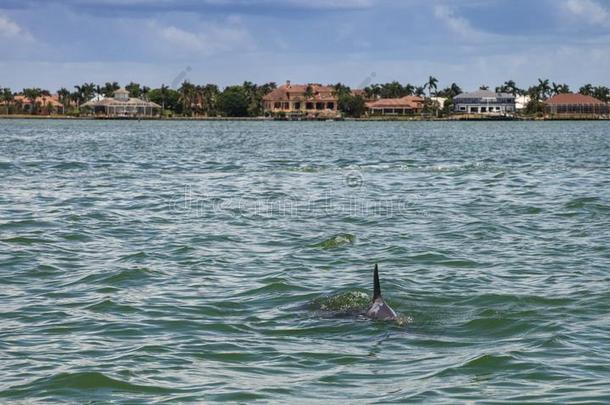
[304,85,315,99]
[332,82,351,98]
[159,84,169,113]
[479,85,490,91]
[125,82,142,98]
[536,78,551,100]
[102,82,120,97]
[424,76,438,97]
[593,86,610,102]
[380,81,403,98]
[74,83,96,108]
[579,84,593,96]
[1,88,13,114]
[550,82,569,96]
[23,88,42,114]
[450,83,462,97]
[414,86,426,97]
[57,87,70,108]
[496,80,520,96]
[364,84,381,99]
[403,83,415,96]
[178,81,196,116]
[201,84,219,116]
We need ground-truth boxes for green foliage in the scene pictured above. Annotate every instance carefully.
[524,99,545,115]
[580,84,609,102]
[125,82,142,98]
[73,83,96,105]
[217,86,249,117]
[436,83,462,98]
[495,80,521,96]
[424,76,438,97]
[364,82,416,99]
[148,87,182,115]
[102,82,120,97]
[1,87,13,114]
[338,94,366,118]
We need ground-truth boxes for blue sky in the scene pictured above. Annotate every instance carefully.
[1,0,610,92]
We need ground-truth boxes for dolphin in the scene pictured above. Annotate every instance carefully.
[366,264,398,321]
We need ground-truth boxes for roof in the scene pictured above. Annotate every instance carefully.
[263,83,337,102]
[545,93,606,105]
[366,96,424,109]
[114,88,129,94]
[81,97,161,108]
[454,90,514,99]
[86,95,106,103]
[13,94,63,107]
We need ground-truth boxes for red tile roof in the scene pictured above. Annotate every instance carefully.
[263,83,337,102]
[366,96,425,109]
[13,94,64,107]
[545,93,606,105]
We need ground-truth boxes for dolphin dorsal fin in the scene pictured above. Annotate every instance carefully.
[373,264,381,300]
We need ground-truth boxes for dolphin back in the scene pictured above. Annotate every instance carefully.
[373,263,381,300]
[367,264,398,321]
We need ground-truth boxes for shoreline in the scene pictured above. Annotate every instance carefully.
[1,114,609,122]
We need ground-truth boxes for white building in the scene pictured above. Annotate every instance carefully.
[454,90,516,114]
[81,88,161,117]
[515,95,530,110]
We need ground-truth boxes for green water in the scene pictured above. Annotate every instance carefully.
[1,120,609,403]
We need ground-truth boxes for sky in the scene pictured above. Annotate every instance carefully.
[1,0,610,92]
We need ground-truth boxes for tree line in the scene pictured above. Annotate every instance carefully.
[1,77,609,117]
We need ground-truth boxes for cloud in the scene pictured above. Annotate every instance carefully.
[3,0,376,14]
[562,0,610,26]
[155,18,255,55]
[0,12,32,40]
[433,5,481,38]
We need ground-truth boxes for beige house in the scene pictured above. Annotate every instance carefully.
[13,94,64,114]
[365,96,425,116]
[81,88,161,117]
[262,81,339,118]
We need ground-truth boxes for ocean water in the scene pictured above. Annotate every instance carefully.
[1,119,609,403]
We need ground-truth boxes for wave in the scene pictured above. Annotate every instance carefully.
[1,372,173,398]
[313,233,356,250]
[310,291,370,313]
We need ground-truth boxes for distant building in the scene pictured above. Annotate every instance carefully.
[515,94,530,110]
[81,88,161,117]
[365,96,425,116]
[544,93,609,116]
[429,96,447,109]
[262,81,339,118]
[454,90,516,114]
[13,94,64,114]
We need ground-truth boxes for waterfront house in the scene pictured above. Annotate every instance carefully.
[454,90,515,114]
[544,93,609,116]
[515,94,530,110]
[262,81,339,118]
[81,88,161,117]
[365,96,424,116]
[13,94,64,114]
